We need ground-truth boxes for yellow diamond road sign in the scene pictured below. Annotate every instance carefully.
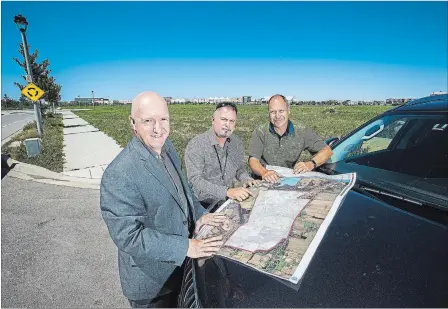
[21,83,45,102]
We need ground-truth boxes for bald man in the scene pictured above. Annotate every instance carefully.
[100,92,226,308]
[248,94,333,182]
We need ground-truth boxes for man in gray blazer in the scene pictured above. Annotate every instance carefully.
[100,91,225,308]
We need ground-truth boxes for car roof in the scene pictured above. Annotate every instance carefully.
[387,94,448,113]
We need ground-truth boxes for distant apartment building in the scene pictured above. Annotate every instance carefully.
[74,97,110,105]
[258,95,294,104]
[242,96,252,104]
[191,98,209,103]
[386,98,416,105]
[430,91,448,96]
[207,97,236,104]
[172,98,186,104]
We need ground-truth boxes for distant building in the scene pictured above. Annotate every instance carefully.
[430,91,448,96]
[242,96,252,104]
[172,98,186,104]
[74,97,109,105]
[74,97,92,104]
[259,95,294,104]
[164,97,172,104]
[386,98,416,105]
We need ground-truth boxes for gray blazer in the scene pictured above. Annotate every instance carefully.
[100,136,207,301]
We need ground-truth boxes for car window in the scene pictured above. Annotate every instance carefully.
[329,114,447,179]
[344,117,407,159]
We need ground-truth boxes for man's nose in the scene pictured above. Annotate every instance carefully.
[152,120,162,133]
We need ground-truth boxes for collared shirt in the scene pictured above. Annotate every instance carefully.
[146,145,191,228]
[184,128,253,205]
[269,120,295,137]
[248,120,327,168]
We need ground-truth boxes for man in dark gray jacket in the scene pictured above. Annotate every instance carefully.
[100,91,225,308]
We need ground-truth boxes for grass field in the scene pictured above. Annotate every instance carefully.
[3,115,65,172]
[73,104,391,164]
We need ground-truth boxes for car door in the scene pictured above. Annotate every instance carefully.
[323,112,448,216]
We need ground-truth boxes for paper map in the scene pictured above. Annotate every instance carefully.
[196,166,356,284]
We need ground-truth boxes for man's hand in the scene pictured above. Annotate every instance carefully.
[195,213,227,234]
[261,170,281,183]
[243,179,261,188]
[293,161,314,174]
[187,236,223,258]
[227,187,255,202]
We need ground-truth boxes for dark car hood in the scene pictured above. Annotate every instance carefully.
[194,191,448,308]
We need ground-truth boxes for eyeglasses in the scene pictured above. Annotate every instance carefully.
[215,102,238,114]
[131,117,169,127]
[269,109,287,116]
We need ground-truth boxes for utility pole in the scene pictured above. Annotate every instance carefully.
[14,14,43,137]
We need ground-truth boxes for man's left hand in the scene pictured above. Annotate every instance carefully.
[293,161,314,174]
[195,213,228,234]
[243,179,261,187]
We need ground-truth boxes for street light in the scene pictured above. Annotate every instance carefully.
[14,14,28,32]
[14,14,43,137]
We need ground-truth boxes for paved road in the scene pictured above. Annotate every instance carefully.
[1,176,128,308]
[1,110,35,141]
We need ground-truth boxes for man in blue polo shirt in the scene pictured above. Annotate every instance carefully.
[248,94,333,183]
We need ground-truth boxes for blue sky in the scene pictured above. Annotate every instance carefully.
[1,1,447,101]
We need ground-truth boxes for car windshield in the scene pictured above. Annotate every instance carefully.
[327,112,448,207]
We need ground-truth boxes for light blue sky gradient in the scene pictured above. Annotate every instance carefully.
[2,1,447,101]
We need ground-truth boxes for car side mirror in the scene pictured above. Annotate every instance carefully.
[325,137,339,147]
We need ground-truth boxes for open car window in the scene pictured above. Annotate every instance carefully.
[330,114,447,178]
[328,113,448,205]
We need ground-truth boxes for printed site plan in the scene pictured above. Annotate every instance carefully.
[196,166,356,284]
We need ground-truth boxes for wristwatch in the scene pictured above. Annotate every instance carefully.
[311,159,317,170]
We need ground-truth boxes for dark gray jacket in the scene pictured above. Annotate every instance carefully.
[100,136,207,300]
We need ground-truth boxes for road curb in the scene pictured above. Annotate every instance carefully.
[1,129,24,147]
[5,158,101,189]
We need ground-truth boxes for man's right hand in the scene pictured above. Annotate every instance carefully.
[187,236,224,258]
[261,170,281,183]
[227,187,254,202]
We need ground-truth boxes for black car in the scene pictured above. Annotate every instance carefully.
[179,94,448,308]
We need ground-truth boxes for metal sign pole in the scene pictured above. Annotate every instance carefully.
[20,29,43,137]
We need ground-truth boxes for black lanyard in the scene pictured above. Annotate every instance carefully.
[213,144,228,181]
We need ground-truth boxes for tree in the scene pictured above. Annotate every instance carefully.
[19,95,31,109]
[2,94,12,109]
[13,43,62,115]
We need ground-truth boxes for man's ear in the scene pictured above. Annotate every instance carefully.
[129,116,136,131]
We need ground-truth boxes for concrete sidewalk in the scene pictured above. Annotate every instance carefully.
[6,157,101,189]
[60,110,123,180]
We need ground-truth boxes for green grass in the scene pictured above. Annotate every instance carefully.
[3,115,65,172]
[73,104,391,165]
